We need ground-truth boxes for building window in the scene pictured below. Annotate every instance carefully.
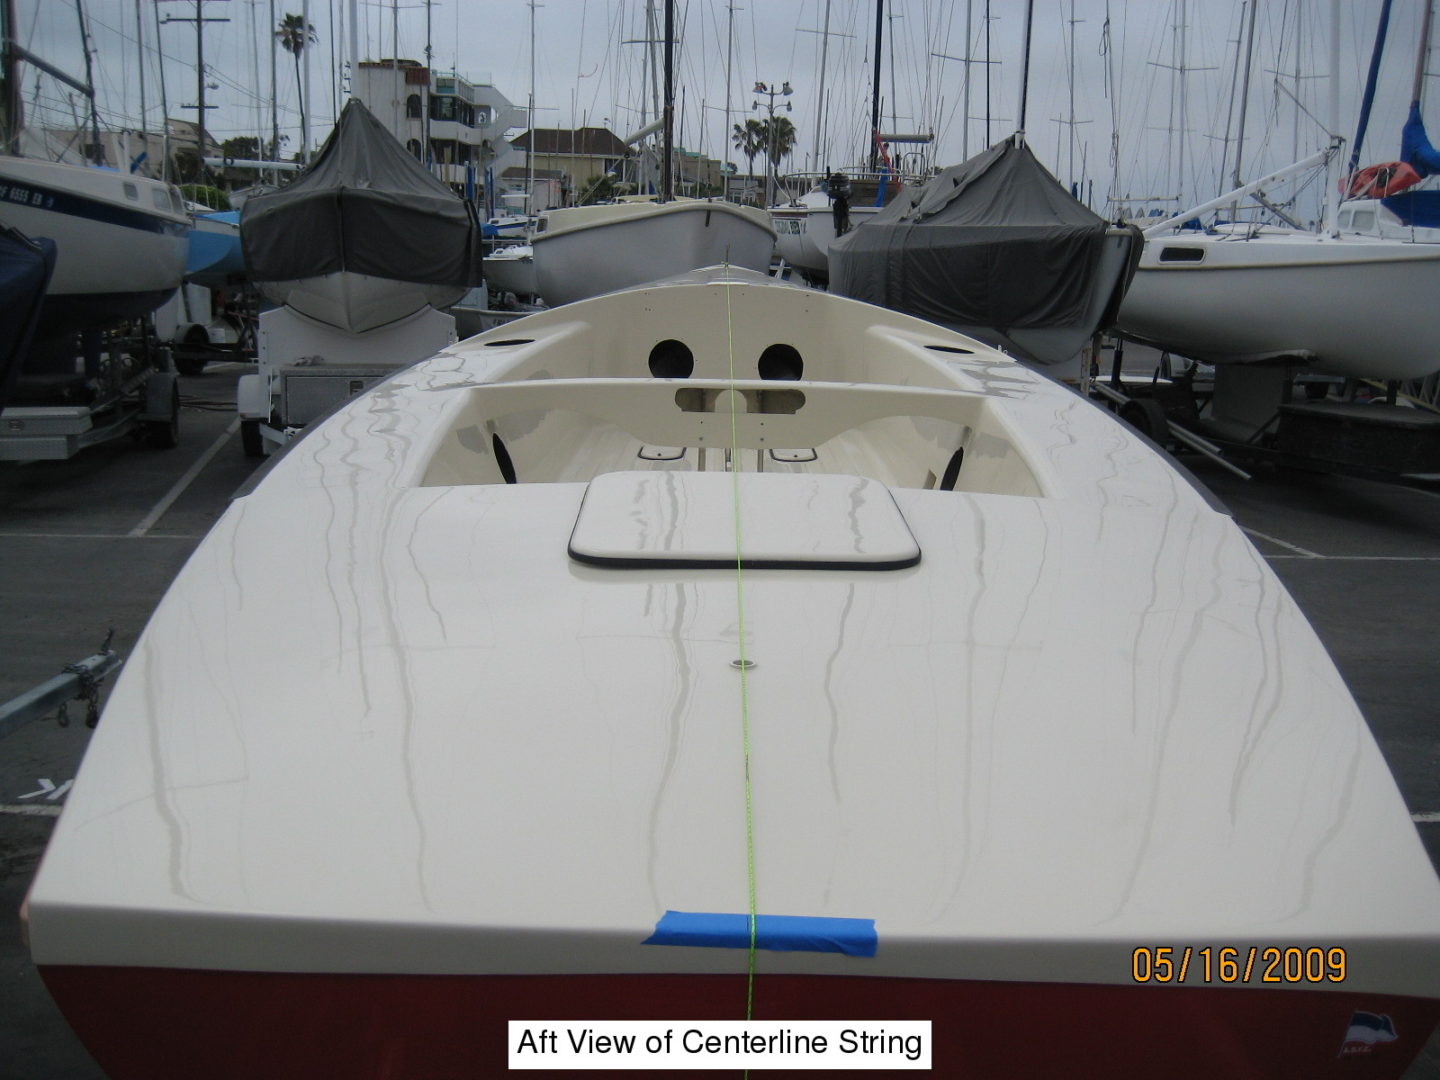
[406,93,422,119]
[406,139,423,159]
[476,108,490,126]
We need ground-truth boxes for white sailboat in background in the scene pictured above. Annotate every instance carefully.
[1116,0,1440,384]
[532,196,774,307]
[0,0,188,336]
[528,0,774,307]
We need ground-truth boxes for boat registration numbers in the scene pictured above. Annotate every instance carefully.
[0,183,54,209]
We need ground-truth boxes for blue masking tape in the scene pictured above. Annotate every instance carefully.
[643,910,877,957]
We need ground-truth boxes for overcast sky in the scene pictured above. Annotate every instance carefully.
[14,0,1437,216]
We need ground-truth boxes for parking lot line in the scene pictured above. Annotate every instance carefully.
[127,418,240,538]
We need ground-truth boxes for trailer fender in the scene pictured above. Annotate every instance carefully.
[140,371,178,422]
[237,372,270,421]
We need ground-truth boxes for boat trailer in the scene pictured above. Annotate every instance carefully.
[0,632,121,740]
[0,322,181,461]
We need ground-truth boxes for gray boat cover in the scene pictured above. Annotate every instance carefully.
[241,99,482,287]
[829,137,1140,352]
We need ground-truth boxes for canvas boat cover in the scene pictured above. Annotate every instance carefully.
[241,99,482,288]
[829,136,1140,347]
[0,223,55,413]
[1403,101,1440,178]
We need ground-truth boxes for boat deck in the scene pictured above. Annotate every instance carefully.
[2,362,1439,1077]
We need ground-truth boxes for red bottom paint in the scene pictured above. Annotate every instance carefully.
[39,966,1440,1079]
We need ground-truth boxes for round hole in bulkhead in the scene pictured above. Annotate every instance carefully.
[648,339,695,378]
[484,338,534,347]
[758,343,803,381]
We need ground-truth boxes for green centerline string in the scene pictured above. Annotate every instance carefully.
[722,265,760,1027]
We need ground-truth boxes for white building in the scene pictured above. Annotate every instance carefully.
[351,60,526,206]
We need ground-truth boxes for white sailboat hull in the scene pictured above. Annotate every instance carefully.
[771,196,879,281]
[27,268,1440,1078]
[0,157,189,328]
[531,200,775,306]
[256,273,467,335]
[1117,230,1440,379]
[481,244,537,301]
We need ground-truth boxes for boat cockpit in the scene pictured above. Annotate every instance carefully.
[414,289,1049,500]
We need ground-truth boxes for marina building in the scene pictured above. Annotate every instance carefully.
[352,59,526,200]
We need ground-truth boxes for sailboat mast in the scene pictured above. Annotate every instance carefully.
[527,0,535,212]
[1322,0,1341,233]
[1018,0,1032,136]
[136,0,148,148]
[1413,0,1435,105]
[812,0,830,169]
[269,0,277,178]
[962,0,971,159]
[1178,0,1187,207]
[869,0,882,170]
[301,0,311,163]
[1347,0,1394,176]
[661,0,673,200]
[1,0,19,153]
[1231,0,1259,189]
[424,0,432,166]
[724,0,733,190]
[155,1,171,178]
[77,0,101,162]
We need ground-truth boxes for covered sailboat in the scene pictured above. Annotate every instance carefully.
[25,266,1440,1078]
[241,99,482,333]
[828,136,1141,367]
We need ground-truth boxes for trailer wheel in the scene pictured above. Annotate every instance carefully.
[1119,398,1170,442]
[146,381,181,449]
[241,418,265,458]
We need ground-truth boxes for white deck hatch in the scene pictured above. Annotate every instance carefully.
[568,470,921,569]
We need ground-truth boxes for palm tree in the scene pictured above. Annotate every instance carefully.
[275,13,318,153]
[759,116,798,171]
[731,119,765,183]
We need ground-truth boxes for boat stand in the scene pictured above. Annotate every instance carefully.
[1092,335,1440,490]
[0,323,180,461]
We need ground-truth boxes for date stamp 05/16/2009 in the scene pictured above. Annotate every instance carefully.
[1132,946,1348,985]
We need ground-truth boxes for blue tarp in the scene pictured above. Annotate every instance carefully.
[1381,190,1440,228]
[0,225,56,412]
[1402,102,1440,177]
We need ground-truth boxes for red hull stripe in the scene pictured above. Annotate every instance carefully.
[40,966,1440,1079]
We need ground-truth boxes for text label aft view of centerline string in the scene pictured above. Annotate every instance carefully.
[508,1021,932,1070]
